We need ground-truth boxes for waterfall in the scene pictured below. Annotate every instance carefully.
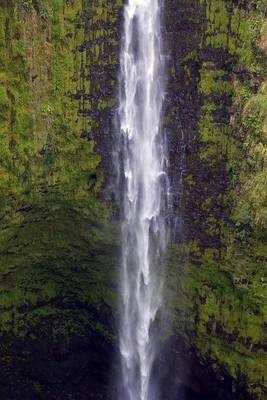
[117,1,169,399]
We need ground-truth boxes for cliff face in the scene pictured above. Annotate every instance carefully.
[164,1,267,399]
[0,1,266,399]
[0,1,121,398]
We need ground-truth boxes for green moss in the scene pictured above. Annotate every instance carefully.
[177,1,267,398]
[166,239,267,398]
[0,0,121,349]
[0,87,9,114]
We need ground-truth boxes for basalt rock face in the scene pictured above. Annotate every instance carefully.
[0,0,121,398]
[164,1,267,399]
[0,0,266,399]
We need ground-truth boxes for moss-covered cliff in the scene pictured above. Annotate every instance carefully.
[164,1,267,399]
[0,0,121,398]
[0,0,266,399]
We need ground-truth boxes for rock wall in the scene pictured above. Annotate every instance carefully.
[0,0,121,398]
[164,1,267,399]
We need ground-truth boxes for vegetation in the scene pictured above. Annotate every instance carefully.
[0,0,121,397]
[0,0,265,398]
[165,1,267,398]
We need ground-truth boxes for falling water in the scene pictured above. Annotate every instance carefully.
[118,1,169,399]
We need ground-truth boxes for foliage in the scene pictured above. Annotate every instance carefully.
[171,1,267,398]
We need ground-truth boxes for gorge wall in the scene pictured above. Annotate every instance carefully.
[164,1,267,399]
[0,0,266,399]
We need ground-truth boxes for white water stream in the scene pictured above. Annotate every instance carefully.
[118,1,169,399]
